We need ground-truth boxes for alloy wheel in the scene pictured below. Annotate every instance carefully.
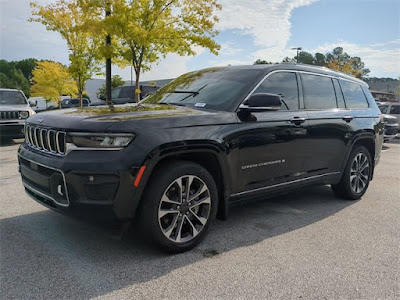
[158,175,211,243]
[350,153,370,194]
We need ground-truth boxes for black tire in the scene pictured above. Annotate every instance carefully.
[331,146,372,200]
[137,160,218,253]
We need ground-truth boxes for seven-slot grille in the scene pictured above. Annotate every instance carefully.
[25,124,66,155]
[1,111,20,120]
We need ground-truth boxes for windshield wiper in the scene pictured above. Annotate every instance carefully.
[159,102,186,107]
[173,83,208,101]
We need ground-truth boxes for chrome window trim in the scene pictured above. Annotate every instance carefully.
[238,68,367,111]
[232,172,340,197]
[19,154,70,207]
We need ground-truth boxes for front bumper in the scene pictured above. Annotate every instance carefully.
[384,123,399,141]
[0,121,25,138]
[18,143,145,220]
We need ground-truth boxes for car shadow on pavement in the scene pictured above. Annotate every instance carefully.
[0,185,356,299]
[0,138,23,147]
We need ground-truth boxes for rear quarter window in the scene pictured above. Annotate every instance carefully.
[340,80,369,109]
[302,74,337,110]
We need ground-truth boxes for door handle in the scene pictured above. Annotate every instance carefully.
[290,117,306,125]
[342,115,354,123]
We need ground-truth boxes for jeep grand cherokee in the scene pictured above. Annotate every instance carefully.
[18,64,384,252]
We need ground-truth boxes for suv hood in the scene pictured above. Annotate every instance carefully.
[26,104,237,132]
[0,104,30,111]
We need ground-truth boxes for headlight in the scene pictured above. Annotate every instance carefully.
[67,133,135,149]
[20,111,29,119]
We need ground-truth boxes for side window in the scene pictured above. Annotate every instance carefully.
[302,74,337,109]
[340,80,369,109]
[390,106,400,114]
[333,79,346,108]
[120,87,134,99]
[379,105,388,114]
[111,87,122,99]
[254,72,299,110]
[71,99,79,105]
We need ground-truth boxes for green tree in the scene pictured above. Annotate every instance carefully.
[282,56,295,63]
[81,0,221,102]
[97,75,126,99]
[254,59,273,65]
[325,47,370,79]
[0,65,31,97]
[30,0,102,106]
[296,51,315,65]
[30,61,77,106]
[314,53,326,66]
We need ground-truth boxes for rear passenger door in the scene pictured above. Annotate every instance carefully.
[301,73,357,176]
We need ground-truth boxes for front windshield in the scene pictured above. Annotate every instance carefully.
[0,91,27,105]
[142,67,263,111]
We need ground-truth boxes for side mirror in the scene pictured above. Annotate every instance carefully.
[239,93,281,111]
[28,100,37,107]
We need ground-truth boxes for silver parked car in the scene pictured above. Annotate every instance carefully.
[378,102,400,132]
[0,89,36,139]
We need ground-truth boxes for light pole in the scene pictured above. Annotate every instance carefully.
[291,47,302,63]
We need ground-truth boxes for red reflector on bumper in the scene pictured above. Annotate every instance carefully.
[134,166,146,187]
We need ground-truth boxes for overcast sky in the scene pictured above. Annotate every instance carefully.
[1,0,399,81]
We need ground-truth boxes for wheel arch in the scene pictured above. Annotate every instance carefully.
[346,134,376,180]
[135,145,231,220]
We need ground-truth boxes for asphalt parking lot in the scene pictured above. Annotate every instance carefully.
[0,138,399,299]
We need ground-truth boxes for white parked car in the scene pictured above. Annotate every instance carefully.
[28,97,57,112]
[0,89,36,139]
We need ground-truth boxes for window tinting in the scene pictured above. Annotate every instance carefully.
[333,79,346,108]
[302,74,337,109]
[111,87,122,99]
[379,105,388,114]
[120,87,134,99]
[340,80,368,109]
[254,72,299,110]
[390,105,400,114]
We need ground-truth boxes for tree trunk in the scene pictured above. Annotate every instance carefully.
[135,71,141,103]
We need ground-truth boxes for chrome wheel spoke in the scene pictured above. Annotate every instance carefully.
[160,194,180,205]
[189,209,207,225]
[188,183,208,202]
[191,195,211,209]
[159,208,179,218]
[163,214,179,238]
[186,216,199,236]
[175,216,185,242]
[360,162,369,172]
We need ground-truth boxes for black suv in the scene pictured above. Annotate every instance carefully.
[18,64,384,252]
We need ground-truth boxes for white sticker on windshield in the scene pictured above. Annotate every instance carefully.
[195,103,206,107]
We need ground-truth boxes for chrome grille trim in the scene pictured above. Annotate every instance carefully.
[25,124,66,156]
